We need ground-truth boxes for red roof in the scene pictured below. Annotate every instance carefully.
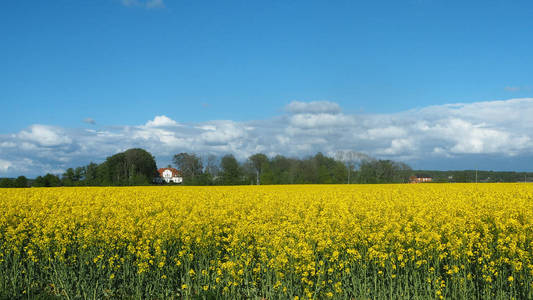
[158,167,182,177]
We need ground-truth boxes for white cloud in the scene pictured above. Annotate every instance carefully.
[0,159,12,173]
[0,141,16,148]
[376,138,415,156]
[198,121,247,146]
[145,115,179,127]
[365,126,407,140]
[18,125,72,147]
[289,113,354,129]
[133,127,184,145]
[427,118,520,155]
[2,98,533,176]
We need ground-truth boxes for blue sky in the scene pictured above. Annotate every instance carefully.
[1,0,533,176]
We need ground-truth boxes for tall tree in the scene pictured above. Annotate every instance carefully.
[74,167,84,182]
[14,176,28,188]
[173,153,203,183]
[248,153,269,185]
[335,151,372,184]
[205,154,220,177]
[357,159,378,184]
[357,159,412,184]
[0,178,13,188]
[33,174,62,187]
[220,154,242,185]
[84,162,99,185]
[62,168,77,186]
[269,155,293,184]
[101,148,157,185]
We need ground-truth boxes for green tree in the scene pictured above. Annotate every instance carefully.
[248,153,269,185]
[33,176,44,187]
[44,173,61,187]
[173,153,203,184]
[297,158,318,183]
[269,155,293,184]
[33,174,62,187]
[312,152,347,184]
[100,148,158,185]
[204,154,220,177]
[357,159,411,184]
[393,162,412,183]
[124,148,158,184]
[74,167,84,181]
[335,151,372,184]
[14,176,28,188]
[84,162,99,185]
[62,168,76,186]
[0,178,14,188]
[220,154,242,185]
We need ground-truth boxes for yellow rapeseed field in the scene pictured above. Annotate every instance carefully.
[0,184,532,299]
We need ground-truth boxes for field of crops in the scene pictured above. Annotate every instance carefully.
[0,184,532,299]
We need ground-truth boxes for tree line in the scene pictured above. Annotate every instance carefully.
[4,147,531,188]
[0,148,158,188]
[170,151,413,185]
[55,148,158,186]
[410,170,533,183]
[0,149,415,187]
[0,176,29,188]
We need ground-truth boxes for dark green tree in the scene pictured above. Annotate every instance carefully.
[33,174,62,187]
[101,148,158,185]
[220,154,242,185]
[62,168,76,186]
[357,159,412,184]
[0,178,14,188]
[312,152,347,184]
[45,173,61,187]
[84,162,99,185]
[269,155,293,184]
[14,176,28,188]
[357,159,378,183]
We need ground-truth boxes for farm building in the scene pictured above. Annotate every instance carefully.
[157,167,183,183]
[409,175,433,183]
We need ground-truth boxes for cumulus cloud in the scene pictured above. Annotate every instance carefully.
[145,115,179,127]
[17,125,72,147]
[289,113,353,129]
[1,98,533,176]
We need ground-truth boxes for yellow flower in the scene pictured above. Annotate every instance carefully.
[1,184,531,298]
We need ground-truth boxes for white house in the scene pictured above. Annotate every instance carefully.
[157,167,183,183]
